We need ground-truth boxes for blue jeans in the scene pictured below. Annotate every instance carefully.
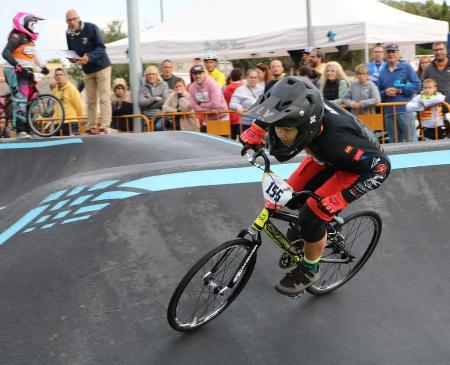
[384,111,418,143]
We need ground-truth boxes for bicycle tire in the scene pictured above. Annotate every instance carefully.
[167,238,257,332]
[27,94,65,137]
[306,210,382,296]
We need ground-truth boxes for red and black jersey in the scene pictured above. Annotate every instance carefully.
[289,101,391,204]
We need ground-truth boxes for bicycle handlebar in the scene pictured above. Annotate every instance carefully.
[246,146,344,223]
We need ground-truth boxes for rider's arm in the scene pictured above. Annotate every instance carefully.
[2,32,23,67]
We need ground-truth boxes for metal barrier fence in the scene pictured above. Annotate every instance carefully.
[42,102,450,142]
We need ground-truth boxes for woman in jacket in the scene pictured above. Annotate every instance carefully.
[163,78,199,131]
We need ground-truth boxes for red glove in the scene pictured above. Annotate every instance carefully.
[319,194,348,217]
[240,124,265,146]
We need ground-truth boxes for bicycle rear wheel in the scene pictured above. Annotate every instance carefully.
[306,210,382,296]
[167,238,257,332]
[27,94,65,137]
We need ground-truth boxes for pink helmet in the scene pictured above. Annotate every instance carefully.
[13,12,44,41]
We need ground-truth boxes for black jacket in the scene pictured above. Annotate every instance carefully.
[66,22,111,74]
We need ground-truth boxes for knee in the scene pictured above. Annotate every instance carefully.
[298,205,327,242]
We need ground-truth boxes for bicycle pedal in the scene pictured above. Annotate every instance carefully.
[278,253,294,269]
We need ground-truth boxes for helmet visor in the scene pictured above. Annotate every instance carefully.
[242,95,280,123]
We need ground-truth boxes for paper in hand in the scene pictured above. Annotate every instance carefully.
[58,50,81,59]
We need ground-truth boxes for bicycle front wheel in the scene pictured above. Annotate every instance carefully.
[27,94,65,137]
[167,238,257,332]
[306,210,382,296]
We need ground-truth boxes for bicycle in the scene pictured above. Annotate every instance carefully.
[167,147,382,332]
[0,72,65,138]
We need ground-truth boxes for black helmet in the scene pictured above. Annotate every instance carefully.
[244,76,324,162]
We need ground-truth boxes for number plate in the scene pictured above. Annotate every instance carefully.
[261,173,294,210]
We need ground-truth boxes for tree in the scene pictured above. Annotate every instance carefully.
[47,58,62,64]
[102,20,127,44]
[102,20,130,82]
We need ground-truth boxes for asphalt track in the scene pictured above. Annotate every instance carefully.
[0,132,449,365]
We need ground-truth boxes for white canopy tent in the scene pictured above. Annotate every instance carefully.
[106,0,449,63]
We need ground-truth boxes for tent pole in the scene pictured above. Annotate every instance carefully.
[127,0,143,132]
[364,23,369,64]
[306,0,312,47]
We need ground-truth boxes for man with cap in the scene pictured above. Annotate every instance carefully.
[378,43,421,142]
[188,64,228,131]
[203,49,226,88]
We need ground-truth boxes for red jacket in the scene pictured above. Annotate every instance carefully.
[223,81,243,124]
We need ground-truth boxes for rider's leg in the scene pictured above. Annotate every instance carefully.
[275,205,325,296]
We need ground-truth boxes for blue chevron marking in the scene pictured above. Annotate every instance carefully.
[50,199,70,211]
[74,203,110,215]
[88,180,120,191]
[92,191,141,201]
[53,210,71,219]
[41,189,68,204]
[69,194,94,206]
[62,215,91,224]
[67,186,86,196]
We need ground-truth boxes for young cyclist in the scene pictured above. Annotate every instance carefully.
[2,12,49,139]
[240,77,391,297]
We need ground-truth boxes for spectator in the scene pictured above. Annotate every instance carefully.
[139,65,169,130]
[378,43,421,143]
[299,66,320,88]
[160,59,177,89]
[367,44,386,87]
[163,78,199,131]
[255,62,271,88]
[65,9,111,135]
[203,49,225,88]
[309,48,326,77]
[223,68,243,139]
[264,59,286,92]
[301,47,313,67]
[51,68,83,136]
[416,55,431,79]
[229,69,264,132]
[422,41,450,102]
[406,78,447,140]
[110,78,133,131]
[189,64,228,132]
[320,61,349,105]
[343,64,381,115]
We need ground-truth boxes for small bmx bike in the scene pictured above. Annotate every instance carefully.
[0,72,64,138]
[167,147,382,332]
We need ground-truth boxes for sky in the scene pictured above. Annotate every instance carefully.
[0,0,446,62]
[0,0,192,61]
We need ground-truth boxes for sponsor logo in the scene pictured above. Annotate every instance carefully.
[374,163,388,175]
[310,115,316,124]
[363,175,384,189]
[82,37,88,45]
[371,157,381,169]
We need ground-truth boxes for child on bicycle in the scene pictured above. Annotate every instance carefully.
[240,77,391,297]
[2,12,49,139]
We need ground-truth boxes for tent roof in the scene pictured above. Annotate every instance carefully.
[106,0,449,63]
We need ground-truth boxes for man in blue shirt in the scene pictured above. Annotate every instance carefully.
[65,9,112,134]
[378,43,421,143]
[367,44,386,87]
